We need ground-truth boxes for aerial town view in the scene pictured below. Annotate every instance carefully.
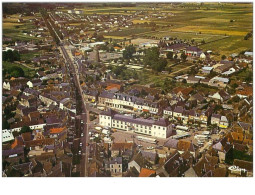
[1,2,253,178]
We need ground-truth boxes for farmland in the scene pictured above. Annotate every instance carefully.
[91,3,253,56]
[3,14,44,42]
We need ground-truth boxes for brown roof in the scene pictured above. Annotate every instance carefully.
[177,140,197,152]
[233,159,253,171]
[193,154,218,177]
[111,142,133,151]
[139,168,156,177]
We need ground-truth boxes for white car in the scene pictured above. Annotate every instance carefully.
[81,133,84,137]
[78,150,81,155]
[80,143,83,147]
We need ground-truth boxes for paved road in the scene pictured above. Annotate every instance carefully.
[44,14,90,176]
[60,45,90,177]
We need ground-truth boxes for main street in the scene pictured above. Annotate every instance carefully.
[60,45,90,176]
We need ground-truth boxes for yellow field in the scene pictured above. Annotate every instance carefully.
[132,19,150,24]
[104,35,127,39]
[3,22,23,28]
[192,18,230,23]
[173,26,248,36]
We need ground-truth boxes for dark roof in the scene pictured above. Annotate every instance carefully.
[110,157,122,164]
[154,118,170,127]
[185,46,202,52]
[46,116,61,125]
[174,106,184,114]
[141,150,157,162]
[2,146,24,157]
[164,139,178,148]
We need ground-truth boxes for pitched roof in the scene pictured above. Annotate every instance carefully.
[50,127,65,134]
[139,168,156,177]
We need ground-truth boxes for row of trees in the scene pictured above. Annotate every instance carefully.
[3,50,20,62]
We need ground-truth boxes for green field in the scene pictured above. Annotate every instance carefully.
[3,61,35,78]
[3,15,44,42]
[106,27,153,37]
[84,3,253,56]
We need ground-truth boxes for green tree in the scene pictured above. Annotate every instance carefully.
[123,45,136,59]
[8,66,24,77]
[221,55,226,60]
[20,126,32,134]
[181,53,187,61]
[166,51,173,59]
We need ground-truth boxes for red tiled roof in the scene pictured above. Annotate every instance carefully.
[139,168,156,177]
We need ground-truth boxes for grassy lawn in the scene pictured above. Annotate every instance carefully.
[3,61,35,78]
[20,51,41,61]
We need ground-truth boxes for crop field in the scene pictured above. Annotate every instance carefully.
[3,14,43,42]
[105,27,153,37]
[142,30,228,43]
[86,3,253,56]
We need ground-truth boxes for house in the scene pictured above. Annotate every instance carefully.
[111,142,134,157]
[173,106,184,118]
[244,51,253,57]
[109,157,122,176]
[83,89,99,103]
[185,46,203,57]
[141,150,157,165]
[177,139,198,158]
[49,127,67,139]
[219,116,229,128]
[139,168,156,177]
[211,114,221,125]
[186,154,219,177]
[2,129,14,143]
[163,106,173,117]
[164,150,181,177]
[186,76,200,84]
[27,79,42,88]
[202,66,213,74]
[128,152,150,173]
[212,137,232,163]
[209,90,230,102]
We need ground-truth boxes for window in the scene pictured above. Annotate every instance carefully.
[158,126,160,129]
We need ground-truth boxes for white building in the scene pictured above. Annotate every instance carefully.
[99,109,172,139]
[2,129,14,143]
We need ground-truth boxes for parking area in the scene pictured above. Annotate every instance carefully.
[111,130,166,149]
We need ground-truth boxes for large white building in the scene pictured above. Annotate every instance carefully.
[99,109,172,139]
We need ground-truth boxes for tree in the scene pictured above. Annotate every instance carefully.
[123,45,136,59]
[166,51,173,59]
[152,58,167,72]
[20,126,32,134]
[2,119,10,129]
[181,53,187,61]
[4,50,20,62]
[221,55,226,60]
[7,66,24,78]
[143,47,160,66]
